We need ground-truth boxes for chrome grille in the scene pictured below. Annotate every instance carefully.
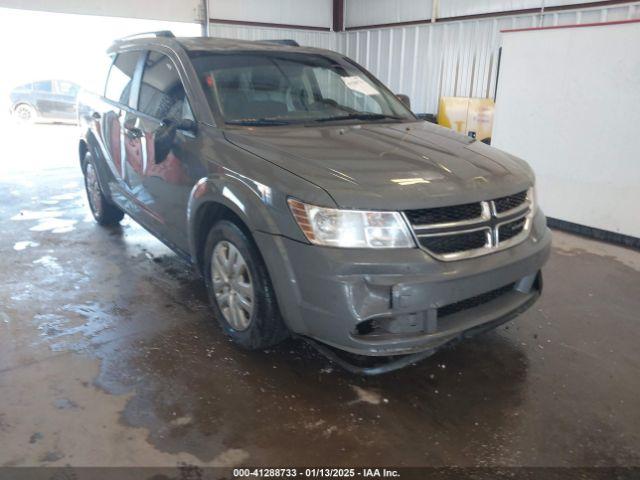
[418,229,488,254]
[404,189,533,261]
[495,191,528,214]
[498,217,527,242]
[404,202,482,225]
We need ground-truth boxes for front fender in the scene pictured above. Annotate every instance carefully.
[186,168,310,266]
[186,172,318,334]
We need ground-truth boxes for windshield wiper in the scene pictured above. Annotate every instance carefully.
[314,113,405,123]
[226,118,291,126]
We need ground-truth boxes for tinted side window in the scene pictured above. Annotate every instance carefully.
[105,52,139,105]
[138,51,193,121]
[33,81,52,93]
[57,81,80,96]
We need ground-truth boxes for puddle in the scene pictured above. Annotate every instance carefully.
[11,210,62,221]
[13,241,39,251]
[31,303,122,352]
[51,193,81,201]
[33,255,62,271]
[30,218,77,233]
[35,314,70,337]
[350,385,386,405]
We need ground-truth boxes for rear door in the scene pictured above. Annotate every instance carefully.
[53,81,80,120]
[124,48,203,252]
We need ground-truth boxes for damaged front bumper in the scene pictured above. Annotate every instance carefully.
[255,209,551,357]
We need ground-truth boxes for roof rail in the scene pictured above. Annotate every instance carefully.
[117,31,175,42]
[257,39,300,47]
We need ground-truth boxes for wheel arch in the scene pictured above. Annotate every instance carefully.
[192,200,255,275]
[79,139,89,172]
[188,175,280,275]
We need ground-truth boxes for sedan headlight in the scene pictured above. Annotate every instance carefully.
[288,198,415,248]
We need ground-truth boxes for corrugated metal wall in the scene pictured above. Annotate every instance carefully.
[345,0,434,28]
[210,2,640,114]
[338,2,640,114]
[436,0,619,19]
[209,0,332,29]
[209,23,337,49]
[344,0,623,27]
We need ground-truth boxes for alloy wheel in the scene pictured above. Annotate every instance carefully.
[211,241,254,331]
[85,163,102,216]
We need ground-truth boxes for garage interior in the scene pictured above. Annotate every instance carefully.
[0,0,639,475]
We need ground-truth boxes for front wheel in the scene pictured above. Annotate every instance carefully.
[83,154,124,226]
[204,220,289,349]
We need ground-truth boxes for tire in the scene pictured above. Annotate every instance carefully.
[83,153,125,226]
[13,103,37,123]
[204,220,289,349]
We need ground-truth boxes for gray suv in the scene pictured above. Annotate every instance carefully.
[78,32,550,372]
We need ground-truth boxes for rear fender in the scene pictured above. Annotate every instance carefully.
[79,129,114,200]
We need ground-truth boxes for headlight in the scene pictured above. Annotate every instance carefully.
[288,199,415,249]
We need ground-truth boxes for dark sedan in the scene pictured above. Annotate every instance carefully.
[9,80,81,124]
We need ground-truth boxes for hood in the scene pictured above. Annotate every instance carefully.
[224,121,534,210]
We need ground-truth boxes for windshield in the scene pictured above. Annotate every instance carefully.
[188,51,415,126]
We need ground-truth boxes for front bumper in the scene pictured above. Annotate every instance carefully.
[255,209,551,356]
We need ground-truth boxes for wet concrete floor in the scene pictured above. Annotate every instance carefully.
[1,123,639,468]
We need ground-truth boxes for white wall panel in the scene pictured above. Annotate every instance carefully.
[492,21,640,238]
[0,0,200,22]
[209,0,332,28]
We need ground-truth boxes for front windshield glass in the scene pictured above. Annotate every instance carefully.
[188,51,415,125]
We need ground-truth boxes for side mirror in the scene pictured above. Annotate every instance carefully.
[176,118,197,134]
[396,94,411,110]
[161,118,197,134]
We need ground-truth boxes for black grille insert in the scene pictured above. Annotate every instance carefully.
[499,217,527,242]
[438,283,515,319]
[494,190,527,213]
[419,230,487,254]
[405,202,482,225]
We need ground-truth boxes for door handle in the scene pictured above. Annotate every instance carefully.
[124,125,143,138]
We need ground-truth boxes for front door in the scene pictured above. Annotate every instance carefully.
[124,49,203,253]
[32,80,57,119]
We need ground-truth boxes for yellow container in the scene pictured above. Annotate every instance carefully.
[437,97,495,142]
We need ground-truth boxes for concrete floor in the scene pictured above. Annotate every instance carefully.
[1,121,639,468]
